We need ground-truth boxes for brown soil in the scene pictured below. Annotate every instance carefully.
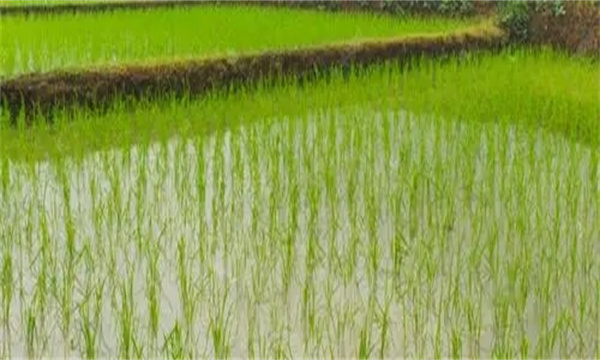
[529,1,599,57]
[0,24,506,126]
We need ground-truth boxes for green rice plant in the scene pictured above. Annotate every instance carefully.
[31,206,52,355]
[208,280,232,359]
[78,265,105,360]
[1,247,13,358]
[358,320,373,360]
[114,268,141,359]
[145,239,161,353]
[194,136,208,265]
[176,235,196,356]
[162,321,184,360]
[375,285,393,359]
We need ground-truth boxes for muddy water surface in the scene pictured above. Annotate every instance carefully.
[1,110,599,358]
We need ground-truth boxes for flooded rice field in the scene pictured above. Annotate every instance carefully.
[1,110,599,358]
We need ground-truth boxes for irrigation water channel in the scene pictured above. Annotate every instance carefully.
[2,110,599,357]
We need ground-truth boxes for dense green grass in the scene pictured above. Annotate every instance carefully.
[1,47,598,161]
[0,48,599,358]
[0,5,480,78]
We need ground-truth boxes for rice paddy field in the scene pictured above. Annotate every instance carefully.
[0,5,480,78]
[0,2,599,359]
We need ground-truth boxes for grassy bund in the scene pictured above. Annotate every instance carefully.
[0,2,599,359]
[0,5,492,124]
[0,0,210,13]
[0,23,504,125]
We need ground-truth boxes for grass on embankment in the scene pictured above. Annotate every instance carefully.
[0,0,100,6]
[0,5,481,78]
[0,0,209,17]
[0,19,504,125]
[1,47,597,162]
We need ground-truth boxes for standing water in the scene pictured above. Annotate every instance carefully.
[1,109,599,358]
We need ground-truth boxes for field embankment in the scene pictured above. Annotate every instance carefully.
[0,22,506,125]
[2,48,597,161]
[0,0,491,16]
[0,0,209,15]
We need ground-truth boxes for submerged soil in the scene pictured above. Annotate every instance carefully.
[0,24,506,126]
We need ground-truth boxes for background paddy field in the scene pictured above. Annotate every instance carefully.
[0,5,479,78]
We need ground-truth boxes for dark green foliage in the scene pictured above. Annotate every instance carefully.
[499,0,577,43]
[437,0,475,16]
[498,1,533,43]
[381,0,474,17]
[303,1,476,17]
[549,0,566,16]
